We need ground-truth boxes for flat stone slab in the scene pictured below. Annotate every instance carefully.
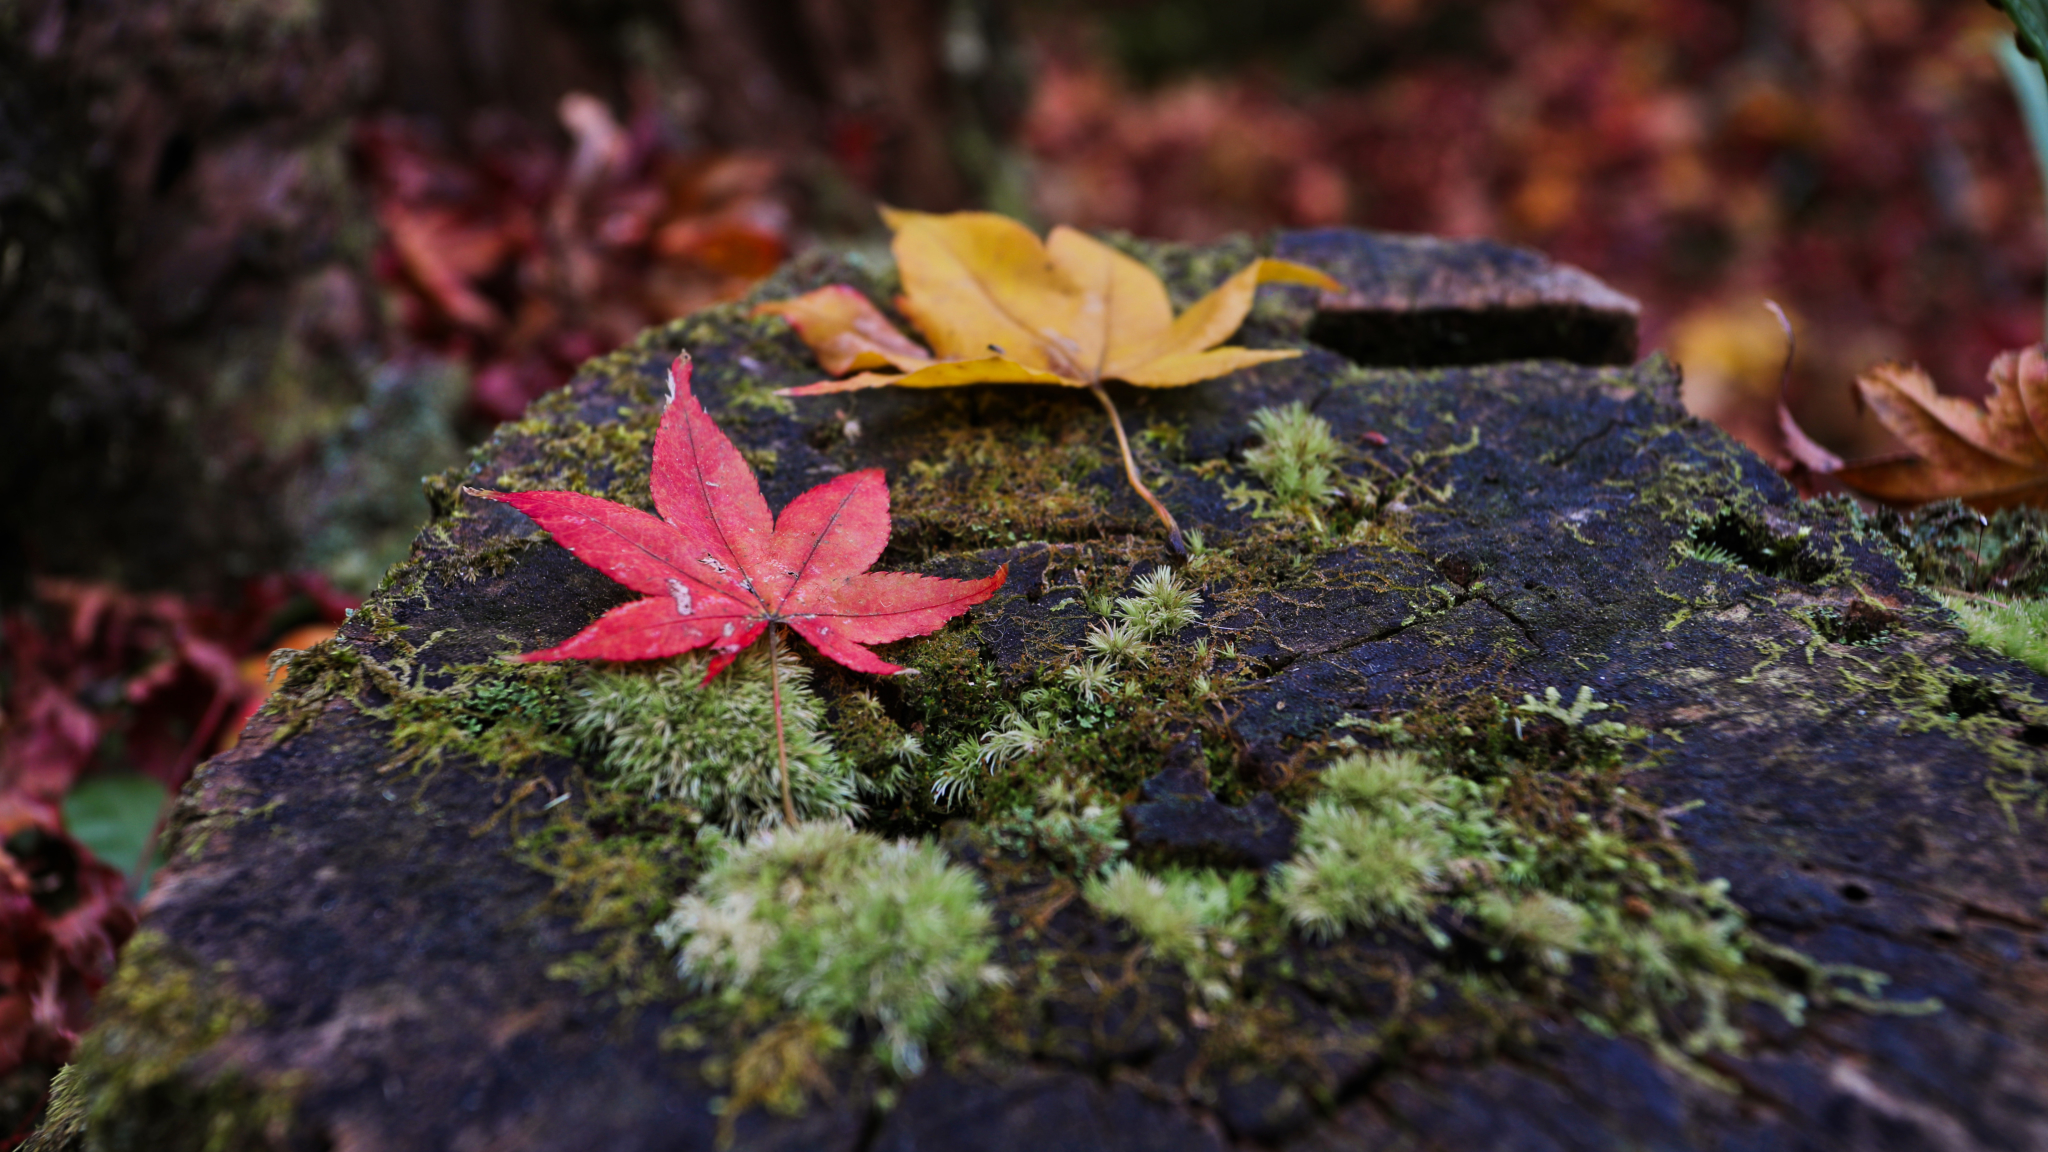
[1279,228,1641,368]
[34,230,2048,1151]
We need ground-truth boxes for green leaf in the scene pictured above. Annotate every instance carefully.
[1996,0,2048,69]
[63,773,167,888]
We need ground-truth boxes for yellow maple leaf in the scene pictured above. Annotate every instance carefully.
[754,208,1341,548]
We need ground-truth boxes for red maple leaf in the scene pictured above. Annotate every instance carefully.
[465,353,1006,821]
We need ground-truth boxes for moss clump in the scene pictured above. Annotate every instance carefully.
[656,822,1001,1074]
[1241,402,1344,528]
[1937,592,2048,673]
[29,934,297,1152]
[382,662,575,776]
[1084,863,1253,1002]
[978,773,1128,874]
[893,417,1125,553]
[930,561,1235,814]
[1886,501,2048,594]
[1272,750,1465,936]
[826,692,926,795]
[1115,565,1204,637]
[489,418,657,508]
[572,650,872,834]
[1292,697,1934,1082]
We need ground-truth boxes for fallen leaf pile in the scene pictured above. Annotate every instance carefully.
[757,208,1338,546]
[2,576,347,802]
[359,95,792,423]
[0,574,350,1088]
[466,354,1005,821]
[0,793,135,1083]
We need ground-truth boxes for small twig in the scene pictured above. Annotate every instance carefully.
[1089,382,1185,554]
[766,623,798,826]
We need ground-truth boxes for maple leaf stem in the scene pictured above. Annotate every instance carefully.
[766,622,798,827]
[1089,382,1186,555]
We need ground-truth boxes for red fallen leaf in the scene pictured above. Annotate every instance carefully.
[379,202,513,333]
[0,793,136,1095]
[465,353,1006,821]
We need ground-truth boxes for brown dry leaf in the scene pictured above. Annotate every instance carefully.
[1813,346,2048,510]
[753,208,1338,547]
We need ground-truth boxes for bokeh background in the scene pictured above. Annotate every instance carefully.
[0,0,2043,1131]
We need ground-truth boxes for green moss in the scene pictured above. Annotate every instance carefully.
[1287,695,1937,1084]
[1886,501,2048,594]
[1116,565,1203,638]
[720,1018,846,1134]
[656,822,1001,1075]
[1272,751,1464,936]
[1834,654,2048,816]
[381,661,575,776]
[826,692,926,795]
[893,418,1124,552]
[1937,592,2048,673]
[923,559,1247,819]
[1084,863,1254,1002]
[28,934,298,1152]
[977,773,1128,874]
[892,624,1007,750]
[490,419,656,509]
[518,790,700,1009]
[1239,402,1345,530]
[572,649,872,833]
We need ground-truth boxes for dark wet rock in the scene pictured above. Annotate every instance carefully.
[873,1071,1228,1152]
[37,228,2048,1151]
[1279,228,1641,369]
[1123,765,1297,870]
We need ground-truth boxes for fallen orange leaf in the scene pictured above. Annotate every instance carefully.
[754,208,1339,548]
[1810,346,2048,510]
[218,623,342,752]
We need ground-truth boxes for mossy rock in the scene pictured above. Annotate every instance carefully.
[34,231,2048,1151]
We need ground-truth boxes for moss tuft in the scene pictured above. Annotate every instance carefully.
[572,650,871,833]
[1272,751,1459,938]
[656,822,1001,1075]
[1937,592,2048,673]
[1116,565,1203,638]
[1472,891,1588,973]
[1084,863,1253,1002]
[1240,402,1344,528]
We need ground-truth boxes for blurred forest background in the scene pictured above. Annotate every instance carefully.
[0,0,2042,1136]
